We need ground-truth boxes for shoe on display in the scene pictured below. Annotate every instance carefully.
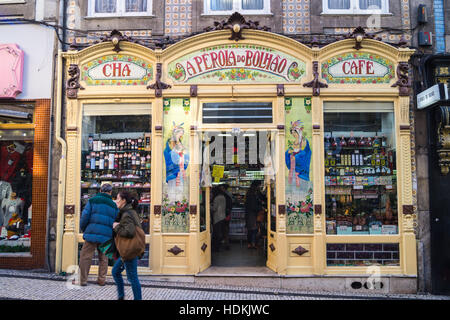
[8,235,19,241]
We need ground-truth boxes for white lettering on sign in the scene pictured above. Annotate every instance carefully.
[328,59,389,78]
[88,62,147,80]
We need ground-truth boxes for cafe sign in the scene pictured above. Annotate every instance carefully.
[81,54,153,86]
[168,44,306,84]
[321,52,395,84]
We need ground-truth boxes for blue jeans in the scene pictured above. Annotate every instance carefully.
[112,257,142,300]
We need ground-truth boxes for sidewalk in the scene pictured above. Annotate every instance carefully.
[0,269,449,300]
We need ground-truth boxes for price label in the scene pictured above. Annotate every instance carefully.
[386,185,393,189]
[353,185,363,190]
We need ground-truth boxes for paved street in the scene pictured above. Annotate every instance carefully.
[0,269,449,301]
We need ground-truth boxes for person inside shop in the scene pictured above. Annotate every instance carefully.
[220,184,233,251]
[77,183,119,287]
[244,180,266,249]
[211,186,226,252]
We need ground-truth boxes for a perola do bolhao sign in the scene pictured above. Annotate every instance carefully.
[321,52,395,84]
[168,44,306,83]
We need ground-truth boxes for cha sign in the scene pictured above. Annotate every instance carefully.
[168,44,306,84]
[81,55,153,86]
[321,52,395,84]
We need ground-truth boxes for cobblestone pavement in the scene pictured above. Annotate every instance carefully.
[0,269,449,301]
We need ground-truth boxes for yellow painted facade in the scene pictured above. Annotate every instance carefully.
[56,30,417,277]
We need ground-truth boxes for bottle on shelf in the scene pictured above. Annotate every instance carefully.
[99,152,105,170]
[86,155,91,169]
[90,152,96,169]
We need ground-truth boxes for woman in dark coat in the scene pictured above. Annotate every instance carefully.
[112,190,142,300]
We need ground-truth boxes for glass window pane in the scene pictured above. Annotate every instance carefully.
[324,102,398,236]
[0,134,33,252]
[328,0,350,9]
[359,0,382,9]
[125,0,147,12]
[242,0,264,10]
[203,102,273,124]
[81,105,152,238]
[210,0,233,11]
[95,0,117,13]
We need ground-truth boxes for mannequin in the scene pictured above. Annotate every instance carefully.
[0,191,24,233]
[0,142,25,182]
[0,181,12,234]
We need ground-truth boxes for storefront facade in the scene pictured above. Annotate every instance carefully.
[0,24,54,269]
[56,26,417,292]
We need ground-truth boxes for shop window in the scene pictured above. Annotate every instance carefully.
[88,0,152,17]
[0,133,34,253]
[322,0,389,14]
[204,0,271,15]
[326,243,399,266]
[324,102,398,236]
[202,102,273,124]
[80,104,152,240]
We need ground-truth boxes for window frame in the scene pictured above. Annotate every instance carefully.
[87,0,153,18]
[203,0,272,16]
[322,0,390,15]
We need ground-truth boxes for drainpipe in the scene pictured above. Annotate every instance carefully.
[54,49,67,274]
[55,0,68,274]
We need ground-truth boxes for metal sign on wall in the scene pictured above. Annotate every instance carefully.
[81,54,153,86]
[417,83,449,110]
[321,52,395,84]
[0,44,24,99]
[168,44,306,84]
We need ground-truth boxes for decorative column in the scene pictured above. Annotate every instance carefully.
[151,95,163,274]
[393,49,417,276]
[188,97,200,273]
[276,96,287,274]
[312,96,325,275]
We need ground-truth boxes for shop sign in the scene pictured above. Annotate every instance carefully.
[168,44,306,84]
[321,52,395,84]
[81,54,153,86]
[0,44,24,99]
[417,83,448,109]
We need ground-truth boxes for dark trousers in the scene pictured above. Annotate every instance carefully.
[212,220,225,251]
[247,228,258,246]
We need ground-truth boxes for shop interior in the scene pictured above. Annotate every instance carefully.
[80,110,151,267]
[323,102,399,266]
[202,131,274,267]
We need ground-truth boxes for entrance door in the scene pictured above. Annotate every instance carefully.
[199,130,277,270]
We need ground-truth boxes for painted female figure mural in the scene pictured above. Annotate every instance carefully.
[164,122,190,202]
[285,120,313,218]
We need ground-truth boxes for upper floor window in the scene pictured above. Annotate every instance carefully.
[204,0,271,15]
[88,0,152,17]
[323,0,389,14]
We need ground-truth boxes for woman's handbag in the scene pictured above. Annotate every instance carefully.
[114,213,146,261]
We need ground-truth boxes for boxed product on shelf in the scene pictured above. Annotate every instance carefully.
[369,221,383,234]
[336,221,352,235]
[381,225,398,234]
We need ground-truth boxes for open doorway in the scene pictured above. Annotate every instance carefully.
[201,130,275,268]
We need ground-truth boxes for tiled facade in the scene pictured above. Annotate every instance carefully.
[282,0,310,34]
[165,0,193,36]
